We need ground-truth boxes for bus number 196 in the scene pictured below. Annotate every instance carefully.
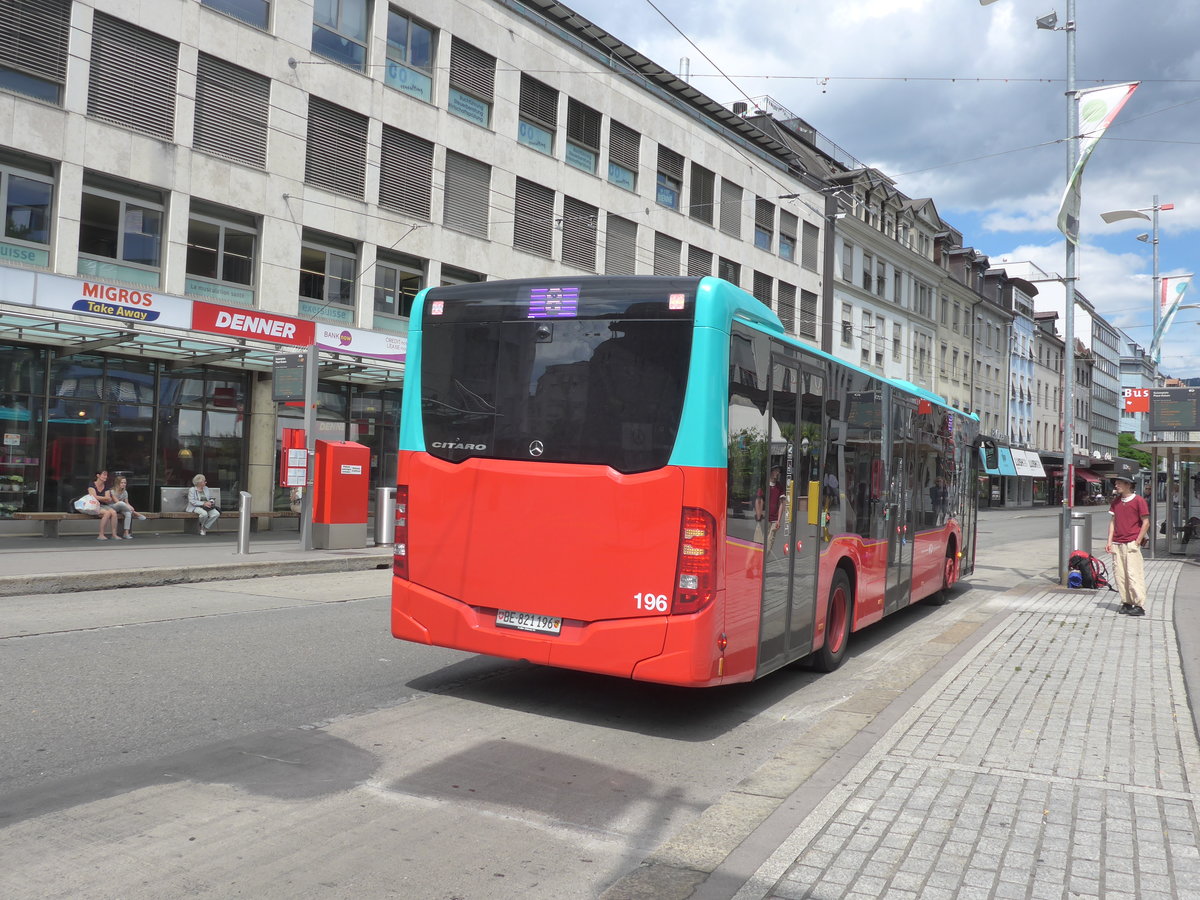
[635,592,669,612]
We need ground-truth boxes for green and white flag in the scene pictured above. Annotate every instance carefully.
[1056,82,1139,244]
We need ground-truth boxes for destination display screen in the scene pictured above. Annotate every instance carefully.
[1149,388,1200,431]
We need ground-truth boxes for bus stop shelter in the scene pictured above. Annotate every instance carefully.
[1136,440,1200,559]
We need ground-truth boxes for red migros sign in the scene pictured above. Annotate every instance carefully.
[192,301,314,346]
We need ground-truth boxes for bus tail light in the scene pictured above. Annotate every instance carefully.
[673,507,717,614]
[393,485,409,580]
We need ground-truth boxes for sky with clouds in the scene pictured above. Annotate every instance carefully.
[560,0,1200,377]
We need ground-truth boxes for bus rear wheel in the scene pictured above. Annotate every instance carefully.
[815,569,852,672]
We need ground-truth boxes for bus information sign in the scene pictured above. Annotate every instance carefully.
[1149,388,1200,431]
[272,353,306,402]
[527,285,579,318]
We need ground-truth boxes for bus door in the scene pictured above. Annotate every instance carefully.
[884,396,917,614]
[758,358,823,671]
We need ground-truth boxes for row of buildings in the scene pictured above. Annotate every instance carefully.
[0,0,1168,520]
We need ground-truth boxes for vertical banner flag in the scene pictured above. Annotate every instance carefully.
[1056,82,1140,244]
[1149,275,1194,363]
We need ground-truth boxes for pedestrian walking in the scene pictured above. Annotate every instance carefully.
[1106,473,1150,615]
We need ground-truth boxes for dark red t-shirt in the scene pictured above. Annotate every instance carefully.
[1109,493,1149,543]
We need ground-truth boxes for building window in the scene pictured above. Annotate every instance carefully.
[440,265,484,286]
[0,152,53,268]
[513,178,554,258]
[379,125,433,219]
[194,54,270,169]
[656,146,684,210]
[305,96,368,198]
[565,99,600,174]
[560,196,597,271]
[687,245,712,277]
[298,231,357,323]
[78,175,164,288]
[841,303,853,346]
[185,201,257,306]
[0,0,70,104]
[517,74,557,155]
[608,121,639,192]
[779,212,797,263]
[719,179,741,238]
[653,232,681,275]
[841,239,853,282]
[201,0,268,28]
[794,220,817,271]
[893,323,902,361]
[442,151,490,238]
[753,270,772,306]
[604,214,637,276]
[778,282,797,333]
[861,252,873,291]
[447,38,495,128]
[875,315,885,366]
[690,164,714,225]
[312,0,369,72]
[799,289,818,340]
[385,7,434,102]
[717,256,740,285]
[754,198,774,252]
[88,13,179,141]
[374,251,424,319]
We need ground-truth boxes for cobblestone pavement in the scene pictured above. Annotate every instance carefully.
[735,561,1200,900]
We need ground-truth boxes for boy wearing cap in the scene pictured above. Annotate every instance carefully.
[1106,474,1150,615]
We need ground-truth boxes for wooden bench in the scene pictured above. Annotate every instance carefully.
[12,510,299,538]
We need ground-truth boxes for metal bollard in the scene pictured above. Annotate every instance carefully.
[374,486,396,546]
[237,491,252,555]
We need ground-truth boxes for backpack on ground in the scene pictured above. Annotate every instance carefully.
[1069,551,1113,591]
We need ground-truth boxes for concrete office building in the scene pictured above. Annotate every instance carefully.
[0,0,841,522]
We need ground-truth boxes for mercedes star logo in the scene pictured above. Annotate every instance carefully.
[529,440,544,457]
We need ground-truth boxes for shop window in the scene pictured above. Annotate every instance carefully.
[298,231,357,325]
[88,13,178,141]
[78,174,164,288]
[374,251,424,319]
[518,74,557,156]
[185,201,258,306]
[0,151,53,268]
[385,7,434,102]
[200,0,270,30]
[565,99,600,174]
[306,96,368,198]
[0,0,70,104]
[194,53,270,168]
[312,0,369,72]
[447,38,494,128]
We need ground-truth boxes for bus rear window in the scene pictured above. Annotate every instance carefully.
[419,279,695,472]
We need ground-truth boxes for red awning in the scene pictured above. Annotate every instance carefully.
[1044,468,1063,477]
[1076,468,1101,483]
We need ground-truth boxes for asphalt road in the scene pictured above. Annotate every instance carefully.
[0,510,1096,899]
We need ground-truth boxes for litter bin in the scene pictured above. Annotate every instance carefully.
[1070,511,1092,554]
[374,486,396,547]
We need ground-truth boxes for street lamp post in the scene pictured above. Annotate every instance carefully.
[981,0,1077,583]
[1100,196,1174,342]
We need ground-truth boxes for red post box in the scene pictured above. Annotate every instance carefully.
[312,439,370,549]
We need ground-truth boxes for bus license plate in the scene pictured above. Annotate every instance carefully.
[496,609,562,635]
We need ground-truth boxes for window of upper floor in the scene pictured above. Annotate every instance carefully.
[0,149,53,269]
[385,7,434,102]
[312,0,370,72]
[0,0,70,104]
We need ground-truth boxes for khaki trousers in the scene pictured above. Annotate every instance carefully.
[1110,541,1146,608]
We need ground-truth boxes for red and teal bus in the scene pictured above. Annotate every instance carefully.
[391,276,978,686]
